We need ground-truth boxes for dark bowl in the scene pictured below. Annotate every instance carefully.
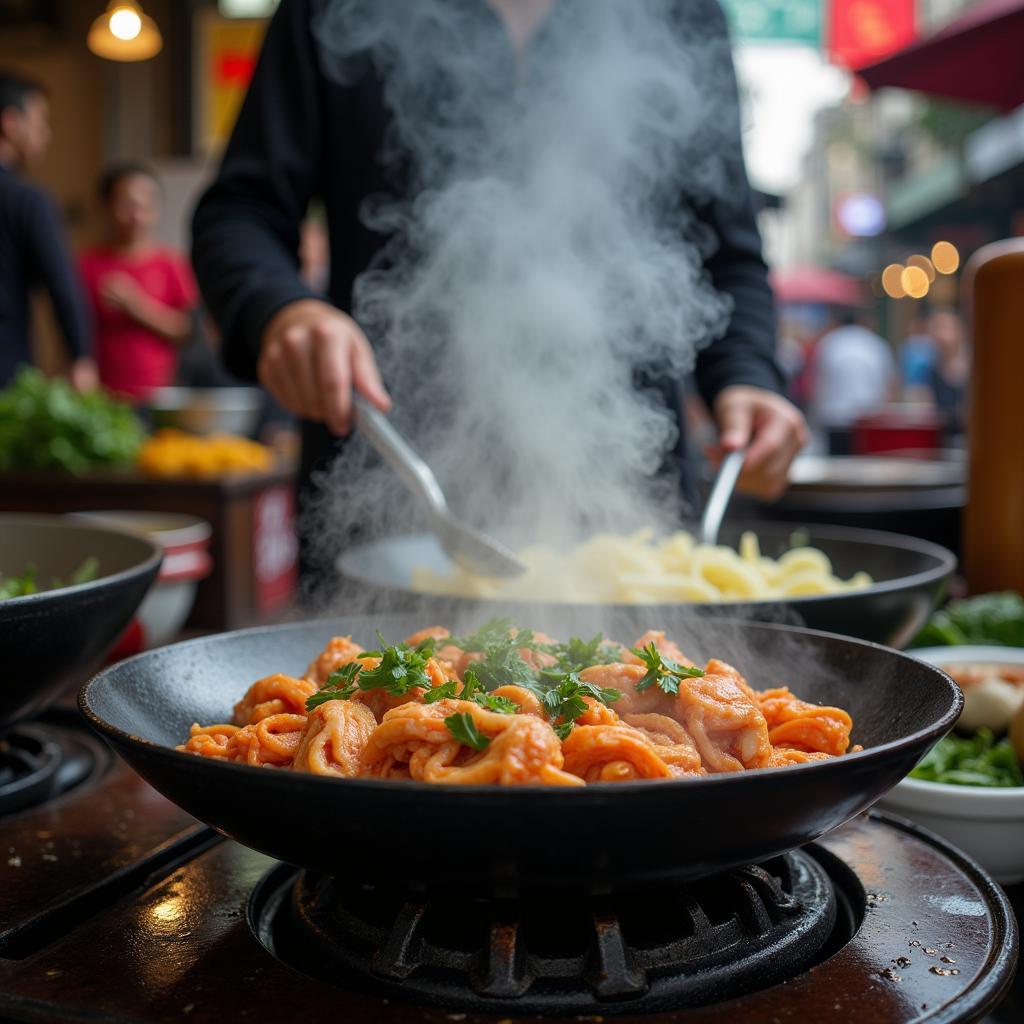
[0,514,162,729]
[81,613,961,891]
[337,523,957,649]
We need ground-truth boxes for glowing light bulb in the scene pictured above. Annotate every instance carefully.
[931,241,960,275]
[881,264,906,299]
[900,266,930,299]
[109,6,142,40]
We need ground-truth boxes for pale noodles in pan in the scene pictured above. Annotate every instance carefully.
[410,529,872,604]
[179,621,860,786]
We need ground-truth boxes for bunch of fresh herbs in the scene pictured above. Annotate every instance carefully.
[0,368,144,474]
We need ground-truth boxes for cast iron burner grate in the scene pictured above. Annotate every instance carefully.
[0,710,110,818]
[252,848,849,1016]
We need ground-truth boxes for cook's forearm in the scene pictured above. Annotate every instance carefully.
[191,205,316,379]
[695,259,782,406]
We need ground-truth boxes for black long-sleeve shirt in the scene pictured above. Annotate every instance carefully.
[193,0,783,528]
[0,164,90,384]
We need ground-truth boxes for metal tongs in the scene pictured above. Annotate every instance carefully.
[699,448,746,546]
[353,395,526,578]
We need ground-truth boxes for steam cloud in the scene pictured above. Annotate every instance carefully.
[310,0,745,582]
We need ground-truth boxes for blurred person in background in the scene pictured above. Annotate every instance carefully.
[909,307,968,442]
[79,162,197,401]
[810,308,896,456]
[0,70,95,389]
[898,311,936,399]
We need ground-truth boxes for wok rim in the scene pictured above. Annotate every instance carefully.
[0,513,163,609]
[336,522,957,608]
[79,615,964,798]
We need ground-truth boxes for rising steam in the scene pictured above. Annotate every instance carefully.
[309,0,746,580]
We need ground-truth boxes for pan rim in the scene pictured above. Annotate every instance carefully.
[336,523,957,608]
[79,615,964,797]
[0,513,163,608]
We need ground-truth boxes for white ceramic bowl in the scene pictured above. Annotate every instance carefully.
[72,512,212,650]
[877,644,1024,884]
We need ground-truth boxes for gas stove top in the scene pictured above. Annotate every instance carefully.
[0,708,1019,1024]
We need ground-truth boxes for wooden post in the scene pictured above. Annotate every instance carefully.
[963,239,1024,594]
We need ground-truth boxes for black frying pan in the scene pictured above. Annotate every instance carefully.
[337,524,956,649]
[0,514,161,730]
[81,612,961,892]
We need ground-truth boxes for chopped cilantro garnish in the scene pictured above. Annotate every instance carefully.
[630,642,704,695]
[445,711,490,751]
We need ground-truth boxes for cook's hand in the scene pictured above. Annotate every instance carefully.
[258,298,391,435]
[710,385,807,501]
[69,357,99,393]
[100,272,145,316]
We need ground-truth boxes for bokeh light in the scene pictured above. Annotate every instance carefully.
[906,254,936,282]
[900,265,930,299]
[881,263,907,299]
[931,240,960,275]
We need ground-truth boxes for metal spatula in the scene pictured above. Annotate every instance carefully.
[353,395,526,578]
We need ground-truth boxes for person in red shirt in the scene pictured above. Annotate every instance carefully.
[79,163,196,400]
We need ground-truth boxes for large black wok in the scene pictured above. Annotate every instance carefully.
[81,612,961,892]
[338,523,956,648]
[1,514,161,729]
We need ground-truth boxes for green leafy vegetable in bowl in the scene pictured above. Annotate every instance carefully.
[910,729,1024,788]
[0,557,101,599]
[0,367,144,474]
[913,592,1024,649]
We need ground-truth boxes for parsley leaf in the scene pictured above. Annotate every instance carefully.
[459,669,484,702]
[304,635,437,710]
[540,673,621,739]
[423,670,518,714]
[447,618,516,650]
[422,679,459,703]
[541,634,621,675]
[445,712,490,751]
[448,618,541,652]
[355,634,436,696]
[473,692,519,714]
[465,644,538,691]
[630,642,704,694]
[305,662,361,710]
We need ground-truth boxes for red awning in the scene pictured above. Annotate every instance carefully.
[858,0,1024,111]
[771,267,865,308]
